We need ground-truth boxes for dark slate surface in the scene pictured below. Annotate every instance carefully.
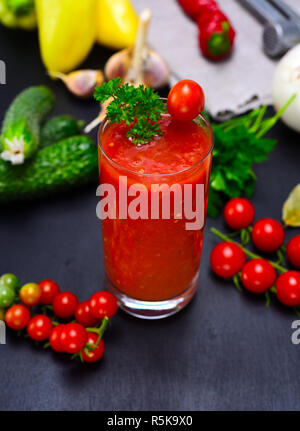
[0,25,300,412]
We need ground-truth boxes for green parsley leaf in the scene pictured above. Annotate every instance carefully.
[94,78,166,145]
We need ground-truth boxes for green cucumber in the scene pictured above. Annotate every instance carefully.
[40,115,84,148]
[0,86,55,165]
[0,135,98,203]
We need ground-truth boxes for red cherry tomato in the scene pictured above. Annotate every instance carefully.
[75,301,99,327]
[251,218,285,252]
[287,236,300,269]
[49,324,65,353]
[210,242,246,278]
[81,332,105,363]
[241,259,276,293]
[167,80,205,122]
[52,291,78,319]
[224,198,255,230]
[5,304,30,330]
[60,323,88,354]
[19,283,42,307]
[89,291,118,320]
[27,315,52,341]
[39,279,60,305]
[276,271,300,307]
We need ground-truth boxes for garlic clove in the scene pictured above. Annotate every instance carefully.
[85,8,169,135]
[50,69,104,98]
[143,50,170,88]
[104,48,132,82]
[104,8,169,89]
[84,98,112,134]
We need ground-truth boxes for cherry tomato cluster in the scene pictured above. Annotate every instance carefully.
[210,198,300,311]
[0,275,118,363]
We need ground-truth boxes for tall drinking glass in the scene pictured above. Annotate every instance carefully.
[98,110,213,319]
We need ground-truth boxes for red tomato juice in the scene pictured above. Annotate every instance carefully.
[98,114,213,302]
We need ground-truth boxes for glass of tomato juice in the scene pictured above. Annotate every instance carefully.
[98,107,213,319]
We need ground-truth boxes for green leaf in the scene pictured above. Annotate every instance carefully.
[211,170,226,191]
[233,274,242,292]
[240,228,250,246]
[207,101,290,217]
[265,291,271,307]
[94,79,165,145]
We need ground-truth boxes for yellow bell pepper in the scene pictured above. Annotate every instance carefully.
[35,0,97,74]
[97,0,138,49]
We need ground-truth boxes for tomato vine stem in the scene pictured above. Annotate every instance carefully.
[86,316,110,351]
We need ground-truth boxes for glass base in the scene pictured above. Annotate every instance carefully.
[105,273,198,320]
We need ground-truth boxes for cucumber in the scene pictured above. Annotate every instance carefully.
[0,135,98,203]
[0,86,55,164]
[40,115,84,148]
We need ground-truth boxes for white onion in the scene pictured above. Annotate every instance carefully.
[272,44,300,133]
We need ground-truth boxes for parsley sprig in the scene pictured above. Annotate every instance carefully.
[94,78,166,145]
[208,94,296,217]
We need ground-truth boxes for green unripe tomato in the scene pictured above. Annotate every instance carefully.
[0,286,15,308]
[0,273,20,292]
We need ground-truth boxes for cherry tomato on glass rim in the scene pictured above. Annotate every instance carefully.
[52,291,78,319]
[20,283,41,307]
[89,291,118,320]
[224,198,255,230]
[167,80,205,122]
[39,279,60,305]
[210,242,246,278]
[251,218,285,252]
[49,324,65,353]
[60,323,88,354]
[27,315,52,341]
[276,271,300,307]
[241,259,276,293]
[75,301,98,327]
[5,305,30,330]
[287,236,300,269]
[81,332,105,363]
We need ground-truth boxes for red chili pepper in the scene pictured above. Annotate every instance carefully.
[178,0,219,21]
[198,11,235,60]
[177,0,236,61]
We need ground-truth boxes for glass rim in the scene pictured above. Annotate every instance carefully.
[98,101,214,178]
